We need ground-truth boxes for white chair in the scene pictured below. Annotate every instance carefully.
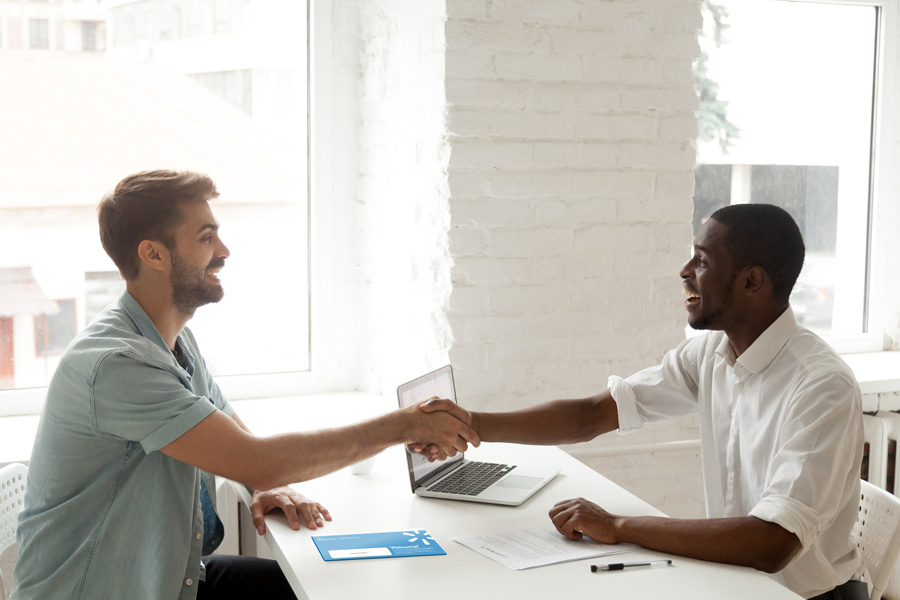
[862,414,887,489]
[853,480,900,600]
[0,463,27,599]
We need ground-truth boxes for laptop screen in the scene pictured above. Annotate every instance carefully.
[397,365,463,487]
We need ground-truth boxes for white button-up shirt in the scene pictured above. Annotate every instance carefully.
[610,308,863,598]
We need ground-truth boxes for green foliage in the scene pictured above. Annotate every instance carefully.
[695,0,740,152]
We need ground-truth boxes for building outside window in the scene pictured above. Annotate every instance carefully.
[0,0,310,395]
[34,299,77,357]
[28,18,49,49]
[81,20,96,51]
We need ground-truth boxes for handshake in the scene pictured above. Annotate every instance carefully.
[402,398,478,462]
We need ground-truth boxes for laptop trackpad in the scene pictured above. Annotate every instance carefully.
[496,475,543,490]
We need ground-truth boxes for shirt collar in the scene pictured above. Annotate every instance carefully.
[117,291,194,369]
[715,306,799,375]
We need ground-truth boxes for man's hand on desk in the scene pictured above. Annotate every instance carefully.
[405,398,479,462]
[549,497,802,574]
[549,497,621,543]
[250,487,332,535]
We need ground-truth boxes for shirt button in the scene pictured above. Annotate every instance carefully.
[196,532,202,540]
[186,579,194,586]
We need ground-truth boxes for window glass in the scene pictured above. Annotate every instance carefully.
[28,18,49,49]
[35,299,77,357]
[0,0,309,390]
[694,1,877,336]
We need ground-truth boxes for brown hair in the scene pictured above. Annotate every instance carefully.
[98,170,219,281]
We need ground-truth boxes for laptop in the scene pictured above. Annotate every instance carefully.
[397,365,560,506]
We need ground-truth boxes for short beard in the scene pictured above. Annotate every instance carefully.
[687,273,736,331]
[170,251,224,316]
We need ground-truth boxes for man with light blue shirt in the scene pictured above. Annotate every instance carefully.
[11,170,478,600]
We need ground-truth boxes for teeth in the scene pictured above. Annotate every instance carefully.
[683,289,699,300]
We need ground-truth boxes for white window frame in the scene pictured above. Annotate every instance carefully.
[216,0,351,401]
[0,0,355,416]
[828,0,900,355]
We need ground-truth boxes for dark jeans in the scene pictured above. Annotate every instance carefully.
[808,579,868,600]
[197,554,298,600]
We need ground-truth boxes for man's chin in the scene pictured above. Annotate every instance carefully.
[687,316,711,331]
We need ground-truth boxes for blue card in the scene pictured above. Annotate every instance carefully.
[312,529,446,561]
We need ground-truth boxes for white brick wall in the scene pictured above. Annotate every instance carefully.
[338,0,706,516]
[346,1,456,393]
[444,0,705,516]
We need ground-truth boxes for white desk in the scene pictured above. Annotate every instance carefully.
[232,409,801,600]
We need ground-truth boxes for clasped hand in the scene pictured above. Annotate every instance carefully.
[407,397,479,461]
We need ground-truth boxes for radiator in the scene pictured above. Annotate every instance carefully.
[863,412,900,600]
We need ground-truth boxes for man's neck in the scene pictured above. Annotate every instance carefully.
[126,281,192,350]
[725,305,789,357]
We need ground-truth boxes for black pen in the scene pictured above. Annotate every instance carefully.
[591,559,672,572]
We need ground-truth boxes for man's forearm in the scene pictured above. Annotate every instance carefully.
[250,412,414,488]
[164,404,477,491]
[471,392,619,445]
[614,515,801,574]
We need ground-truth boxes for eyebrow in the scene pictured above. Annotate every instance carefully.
[196,223,219,235]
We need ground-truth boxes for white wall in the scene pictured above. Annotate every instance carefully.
[354,1,455,394]
[339,0,707,517]
[443,0,705,517]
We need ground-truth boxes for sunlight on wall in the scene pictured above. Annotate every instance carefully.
[355,1,453,395]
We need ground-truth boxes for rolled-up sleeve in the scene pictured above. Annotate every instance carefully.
[92,352,219,454]
[609,336,706,433]
[608,375,643,434]
[750,494,820,553]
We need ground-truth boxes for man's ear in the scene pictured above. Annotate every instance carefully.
[744,266,768,294]
[136,240,170,273]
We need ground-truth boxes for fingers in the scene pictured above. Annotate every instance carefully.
[410,443,446,462]
[288,500,326,531]
[457,420,481,449]
[420,400,478,447]
[549,498,618,544]
[250,488,332,534]
[408,405,480,459]
[250,498,268,536]
[550,503,583,540]
[419,397,455,413]
[282,492,331,531]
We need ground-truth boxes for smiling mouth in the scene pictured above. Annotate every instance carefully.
[683,289,700,304]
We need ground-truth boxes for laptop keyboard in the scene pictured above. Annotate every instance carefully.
[427,462,517,496]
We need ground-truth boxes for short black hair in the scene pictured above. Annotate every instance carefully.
[708,204,805,306]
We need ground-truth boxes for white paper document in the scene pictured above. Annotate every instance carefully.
[452,523,635,570]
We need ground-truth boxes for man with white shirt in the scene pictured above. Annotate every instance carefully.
[417,204,865,600]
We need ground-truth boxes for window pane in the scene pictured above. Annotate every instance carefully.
[0,0,309,390]
[35,299,77,357]
[694,1,877,336]
[29,19,49,49]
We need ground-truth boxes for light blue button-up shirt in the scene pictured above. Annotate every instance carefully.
[12,292,234,600]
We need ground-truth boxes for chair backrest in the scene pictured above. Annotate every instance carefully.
[852,479,900,600]
[0,463,27,599]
